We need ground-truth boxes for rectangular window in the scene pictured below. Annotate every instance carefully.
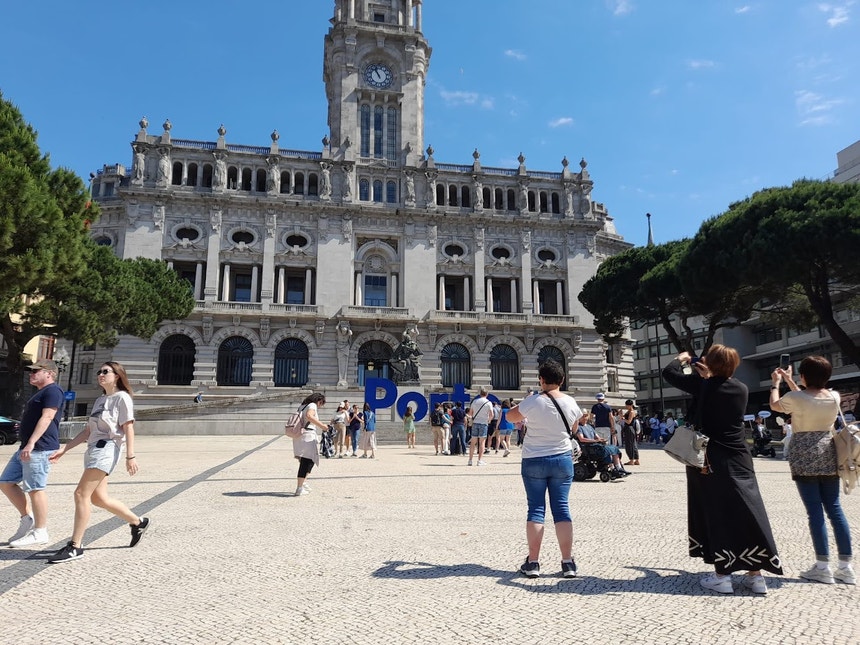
[360,105,371,157]
[286,276,305,305]
[386,108,397,161]
[491,279,515,313]
[373,107,384,158]
[536,280,561,315]
[755,327,783,345]
[233,273,252,302]
[374,12,385,22]
[78,363,92,385]
[102,182,114,197]
[443,278,465,311]
[364,275,387,306]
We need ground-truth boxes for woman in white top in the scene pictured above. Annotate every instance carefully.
[770,356,854,585]
[47,362,149,563]
[506,360,581,579]
[294,393,329,496]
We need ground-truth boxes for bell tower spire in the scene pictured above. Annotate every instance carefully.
[324,0,431,166]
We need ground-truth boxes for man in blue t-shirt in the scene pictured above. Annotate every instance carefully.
[590,393,615,443]
[1,359,64,548]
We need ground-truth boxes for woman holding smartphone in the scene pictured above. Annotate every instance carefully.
[47,362,149,563]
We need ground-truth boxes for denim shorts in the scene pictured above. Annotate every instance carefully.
[85,441,121,475]
[521,451,574,524]
[0,449,56,493]
[471,423,489,438]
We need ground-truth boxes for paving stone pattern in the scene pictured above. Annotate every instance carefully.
[0,437,857,644]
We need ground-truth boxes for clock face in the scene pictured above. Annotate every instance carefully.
[364,63,393,89]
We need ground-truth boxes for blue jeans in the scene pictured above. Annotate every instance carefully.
[349,427,360,454]
[452,424,466,453]
[795,477,853,560]
[521,451,573,524]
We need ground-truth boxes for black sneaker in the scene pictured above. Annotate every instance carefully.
[129,517,150,547]
[519,558,540,578]
[561,560,578,578]
[48,541,84,564]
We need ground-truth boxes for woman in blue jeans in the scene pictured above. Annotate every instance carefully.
[771,356,854,585]
[506,360,582,578]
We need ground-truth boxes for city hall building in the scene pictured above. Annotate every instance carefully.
[84,0,634,416]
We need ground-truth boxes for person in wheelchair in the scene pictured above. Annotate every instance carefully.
[574,413,630,481]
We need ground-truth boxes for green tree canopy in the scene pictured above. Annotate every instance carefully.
[0,92,195,413]
[680,179,860,369]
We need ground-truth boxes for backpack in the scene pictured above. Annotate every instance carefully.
[431,410,443,426]
[833,412,860,495]
[285,405,308,439]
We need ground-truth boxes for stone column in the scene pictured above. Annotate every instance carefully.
[438,275,445,310]
[251,265,259,303]
[194,263,203,300]
[221,264,231,301]
[533,281,541,314]
[354,273,362,306]
[391,274,398,307]
[556,281,564,315]
[204,215,222,302]
[464,277,471,311]
[510,279,517,313]
[305,269,313,305]
[277,267,285,304]
[486,278,494,313]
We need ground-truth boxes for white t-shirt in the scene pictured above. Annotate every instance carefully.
[777,390,840,433]
[470,397,493,424]
[517,392,580,459]
[87,391,134,447]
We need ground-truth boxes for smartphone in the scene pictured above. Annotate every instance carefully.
[779,354,790,370]
[690,356,700,365]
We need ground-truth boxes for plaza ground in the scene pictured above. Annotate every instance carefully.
[0,435,857,644]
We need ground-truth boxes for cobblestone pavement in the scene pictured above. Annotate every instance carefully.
[0,437,857,645]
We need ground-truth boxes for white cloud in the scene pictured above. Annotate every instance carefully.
[687,59,716,70]
[504,49,526,61]
[735,5,751,13]
[548,117,574,128]
[439,89,495,110]
[481,98,495,110]
[818,2,853,27]
[607,0,634,16]
[795,89,844,125]
[650,86,665,96]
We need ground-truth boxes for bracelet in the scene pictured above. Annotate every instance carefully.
[126,456,136,460]
[770,386,779,390]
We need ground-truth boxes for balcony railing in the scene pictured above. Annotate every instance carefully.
[268,303,320,315]
[341,305,411,319]
[427,310,578,326]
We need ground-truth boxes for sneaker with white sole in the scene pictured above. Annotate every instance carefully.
[700,573,733,594]
[834,565,856,585]
[9,528,50,549]
[7,514,34,543]
[129,517,150,548]
[48,541,84,564]
[467,459,473,466]
[519,558,540,578]
[301,483,311,492]
[741,574,767,594]
[295,487,309,496]
[476,460,487,466]
[561,560,578,578]
[800,565,834,584]
[503,450,511,457]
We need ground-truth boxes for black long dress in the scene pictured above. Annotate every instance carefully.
[663,360,783,575]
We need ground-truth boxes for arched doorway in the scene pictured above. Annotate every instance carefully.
[538,345,567,391]
[273,338,309,387]
[157,334,195,385]
[216,336,253,386]
[490,344,519,390]
[357,340,392,386]
[441,342,471,388]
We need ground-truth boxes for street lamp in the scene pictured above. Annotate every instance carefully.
[53,346,71,421]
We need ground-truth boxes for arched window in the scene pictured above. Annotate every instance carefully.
[461,186,471,208]
[227,166,238,190]
[373,180,383,203]
[359,179,370,201]
[551,192,561,214]
[255,169,267,192]
[386,107,398,161]
[357,340,392,386]
[436,184,446,206]
[386,180,397,203]
[216,336,253,386]
[294,172,305,195]
[171,162,183,185]
[495,188,503,210]
[538,346,567,391]
[360,104,371,157]
[157,334,195,385]
[273,338,309,387]
[482,187,491,208]
[308,173,319,196]
[201,164,213,188]
[374,106,384,158]
[507,189,516,211]
[490,344,519,390]
[540,191,549,213]
[187,163,198,187]
[528,191,536,212]
[441,342,471,388]
[241,168,252,191]
[448,185,459,207]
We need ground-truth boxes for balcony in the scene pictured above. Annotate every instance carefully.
[340,305,411,319]
[427,310,578,326]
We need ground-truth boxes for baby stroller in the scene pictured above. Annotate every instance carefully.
[320,424,336,459]
[573,439,626,483]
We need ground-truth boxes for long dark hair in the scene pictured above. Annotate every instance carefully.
[101,361,134,396]
[301,392,326,406]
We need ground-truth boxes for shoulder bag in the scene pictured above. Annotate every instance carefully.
[832,395,860,495]
[664,379,710,471]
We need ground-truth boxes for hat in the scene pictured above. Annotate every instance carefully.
[29,359,58,373]
[595,393,605,400]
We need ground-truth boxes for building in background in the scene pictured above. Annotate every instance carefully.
[81,0,634,416]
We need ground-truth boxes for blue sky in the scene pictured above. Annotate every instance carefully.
[1,1,857,247]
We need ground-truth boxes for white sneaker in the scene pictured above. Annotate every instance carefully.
[467,460,473,466]
[800,565,834,584]
[301,484,311,493]
[741,574,767,594]
[294,487,309,496]
[476,460,487,466]
[834,565,856,585]
[503,450,511,457]
[9,528,50,548]
[700,573,733,594]
[7,514,34,543]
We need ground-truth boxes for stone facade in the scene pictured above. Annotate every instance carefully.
[85,0,634,413]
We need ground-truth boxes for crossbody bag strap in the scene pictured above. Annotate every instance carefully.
[828,390,844,439]
[542,391,573,437]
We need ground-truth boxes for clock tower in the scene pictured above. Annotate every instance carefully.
[324,0,431,166]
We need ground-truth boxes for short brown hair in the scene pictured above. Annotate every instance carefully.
[704,344,740,378]
[798,356,832,389]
